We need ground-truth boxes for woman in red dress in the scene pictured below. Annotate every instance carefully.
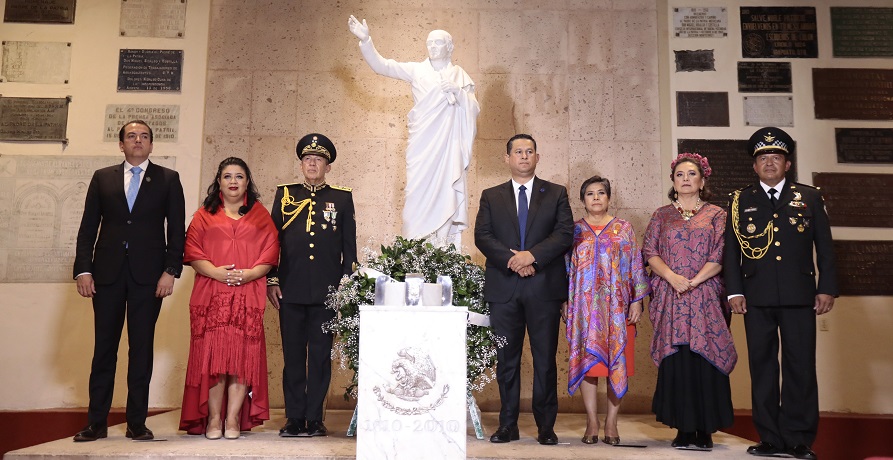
[179,157,279,439]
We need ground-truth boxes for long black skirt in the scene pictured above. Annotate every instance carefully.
[652,345,734,433]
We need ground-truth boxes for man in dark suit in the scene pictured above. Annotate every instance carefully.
[72,120,186,442]
[474,134,573,445]
[724,127,838,460]
[267,133,357,438]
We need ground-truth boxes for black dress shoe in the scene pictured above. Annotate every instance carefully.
[279,418,307,437]
[305,420,328,437]
[537,429,558,445]
[789,445,817,460]
[694,430,714,449]
[125,424,154,441]
[672,430,693,448]
[73,423,107,442]
[747,441,784,456]
[489,424,519,443]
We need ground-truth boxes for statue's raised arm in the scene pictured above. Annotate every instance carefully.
[346,15,481,246]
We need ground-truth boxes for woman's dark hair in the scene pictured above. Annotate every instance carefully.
[579,175,611,202]
[203,157,261,214]
[667,157,713,201]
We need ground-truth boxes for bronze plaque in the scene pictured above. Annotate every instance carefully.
[813,68,893,120]
[813,173,893,228]
[676,92,729,127]
[833,241,893,296]
[675,50,715,72]
[831,7,893,57]
[740,6,818,58]
[0,96,70,142]
[677,138,798,208]
[836,128,893,164]
[738,62,792,93]
[117,49,183,92]
[4,0,75,23]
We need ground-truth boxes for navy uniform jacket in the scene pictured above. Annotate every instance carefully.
[723,181,838,306]
[269,182,358,305]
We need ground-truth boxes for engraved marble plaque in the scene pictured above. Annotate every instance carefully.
[740,6,818,58]
[676,92,729,127]
[4,0,75,23]
[117,49,183,92]
[738,62,792,93]
[1,41,72,84]
[673,7,728,38]
[813,68,893,121]
[833,241,893,296]
[0,97,70,142]
[813,173,893,228]
[120,0,187,38]
[677,138,797,208]
[0,155,176,282]
[743,96,793,127]
[836,128,893,164]
[675,50,715,72]
[831,7,893,58]
[104,105,179,142]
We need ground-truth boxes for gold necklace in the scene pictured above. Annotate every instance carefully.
[674,198,702,221]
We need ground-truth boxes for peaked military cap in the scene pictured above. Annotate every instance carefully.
[296,133,336,163]
[748,126,794,158]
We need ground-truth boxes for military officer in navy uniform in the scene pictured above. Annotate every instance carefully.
[724,127,838,460]
[267,133,358,437]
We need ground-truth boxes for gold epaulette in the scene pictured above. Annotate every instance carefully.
[330,184,353,192]
[277,182,299,188]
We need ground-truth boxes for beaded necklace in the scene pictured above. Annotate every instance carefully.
[674,198,702,220]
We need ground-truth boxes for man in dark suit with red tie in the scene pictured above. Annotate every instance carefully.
[72,120,185,442]
[475,134,574,445]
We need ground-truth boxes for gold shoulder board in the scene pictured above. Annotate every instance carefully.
[277,182,299,188]
[330,184,353,192]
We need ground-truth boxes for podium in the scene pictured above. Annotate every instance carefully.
[355,305,468,460]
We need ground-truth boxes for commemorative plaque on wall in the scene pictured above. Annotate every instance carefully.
[104,105,179,142]
[117,49,183,92]
[743,96,793,127]
[813,68,893,120]
[740,7,818,58]
[675,50,715,72]
[836,128,893,164]
[831,7,893,57]
[119,0,188,38]
[813,173,893,228]
[0,96,70,142]
[677,138,797,207]
[833,241,893,296]
[4,0,75,24]
[1,41,72,84]
[673,7,728,38]
[737,62,792,93]
[676,92,729,127]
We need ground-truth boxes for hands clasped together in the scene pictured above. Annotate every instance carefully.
[211,263,258,287]
[508,249,535,277]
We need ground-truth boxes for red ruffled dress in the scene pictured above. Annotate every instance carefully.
[178,203,280,434]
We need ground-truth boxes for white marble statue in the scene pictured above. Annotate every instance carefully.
[348,15,480,246]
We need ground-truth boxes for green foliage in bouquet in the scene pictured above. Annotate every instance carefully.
[323,237,504,400]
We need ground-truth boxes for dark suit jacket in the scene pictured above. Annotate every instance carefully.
[269,183,358,305]
[74,161,186,285]
[474,177,574,303]
[723,181,838,306]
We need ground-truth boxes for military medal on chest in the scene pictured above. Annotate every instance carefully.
[323,202,337,231]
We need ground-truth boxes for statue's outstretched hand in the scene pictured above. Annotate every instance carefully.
[348,15,369,41]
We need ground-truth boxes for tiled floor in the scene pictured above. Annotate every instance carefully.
[6,409,757,459]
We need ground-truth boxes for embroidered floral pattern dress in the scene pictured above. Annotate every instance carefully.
[565,218,649,398]
[643,203,737,375]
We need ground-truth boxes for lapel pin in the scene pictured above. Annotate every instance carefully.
[145,176,151,183]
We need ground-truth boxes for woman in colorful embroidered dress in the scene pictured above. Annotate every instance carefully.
[179,157,279,440]
[644,153,736,451]
[564,176,649,445]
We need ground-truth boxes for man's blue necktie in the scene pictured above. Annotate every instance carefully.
[127,166,142,211]
[518,185,528,250]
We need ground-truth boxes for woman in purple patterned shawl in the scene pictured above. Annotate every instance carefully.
[563,176,649,445]
[644,153,737,451]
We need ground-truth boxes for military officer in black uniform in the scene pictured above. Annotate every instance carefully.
[724,127,838,460]
[267,133,358,437]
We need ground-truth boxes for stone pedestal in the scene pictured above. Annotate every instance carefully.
[356,305,467,460]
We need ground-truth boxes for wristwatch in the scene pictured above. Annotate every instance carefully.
[164,266,181,277]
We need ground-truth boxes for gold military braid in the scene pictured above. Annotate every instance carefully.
[280,186,313,231]
[731,189,774,260]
